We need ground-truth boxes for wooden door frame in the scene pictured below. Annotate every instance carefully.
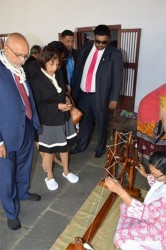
[0,34,8,49]
[117,28,141,112]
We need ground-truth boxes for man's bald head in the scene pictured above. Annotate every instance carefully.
[4,32,29,67]
[5,33,28,46]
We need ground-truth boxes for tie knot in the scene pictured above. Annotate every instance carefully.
[67,55,73,61]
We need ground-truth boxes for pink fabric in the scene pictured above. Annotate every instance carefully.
[114,195,166,249]
[85,49,98,92]
[14,74,32,119]
[138,84,166,123]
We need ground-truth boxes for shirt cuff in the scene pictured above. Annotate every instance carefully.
[127,198,144,219]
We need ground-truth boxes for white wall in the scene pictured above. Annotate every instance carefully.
[1,0,166,111]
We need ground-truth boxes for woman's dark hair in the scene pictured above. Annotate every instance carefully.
[47,41,69,59]
[38,45,61,70]
[149,151,166,175]
[94,24,110,37]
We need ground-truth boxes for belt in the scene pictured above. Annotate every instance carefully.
[80,90,95,94]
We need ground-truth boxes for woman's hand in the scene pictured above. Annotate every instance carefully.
[105,176,132,206]
[58,103,72,111]
[135,163,148,178]
[105,177,123,195]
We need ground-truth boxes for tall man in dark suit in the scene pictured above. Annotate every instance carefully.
[71,25,123,157]
[0,33,41,230]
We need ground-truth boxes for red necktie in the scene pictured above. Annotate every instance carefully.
[85,49,98,92]
[14,74,32,120]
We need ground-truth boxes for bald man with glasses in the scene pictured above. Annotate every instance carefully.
[0,33,41,230]
[71,24,123,158]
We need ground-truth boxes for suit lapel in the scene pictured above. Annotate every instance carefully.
[97,44,114,73]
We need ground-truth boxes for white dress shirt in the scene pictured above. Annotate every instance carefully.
[80,44,105,93]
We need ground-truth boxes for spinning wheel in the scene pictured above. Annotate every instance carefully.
[66,130,141,250]
[102,130,133,183]
[103,130,141,197]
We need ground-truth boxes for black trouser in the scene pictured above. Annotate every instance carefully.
[77,91,109,154]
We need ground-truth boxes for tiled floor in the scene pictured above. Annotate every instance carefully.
[0,115,149,250]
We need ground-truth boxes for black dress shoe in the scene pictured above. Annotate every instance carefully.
[95,152,104,158]
[28,193,41,201]
[7,218,21,230]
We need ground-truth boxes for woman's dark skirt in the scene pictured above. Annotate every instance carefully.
[38,118,77,153]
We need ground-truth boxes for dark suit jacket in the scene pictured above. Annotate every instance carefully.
[23,55,36,77]
[71,48,78,64]
[73,42,123,112]
[29,69,70,126]
[65,48,79,86]
[26,60,69,92]
[0,62,41,151]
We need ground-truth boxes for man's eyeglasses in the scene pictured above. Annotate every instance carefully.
[7,44,29,59]
[95,40,108,45]
[150,171,164,179]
